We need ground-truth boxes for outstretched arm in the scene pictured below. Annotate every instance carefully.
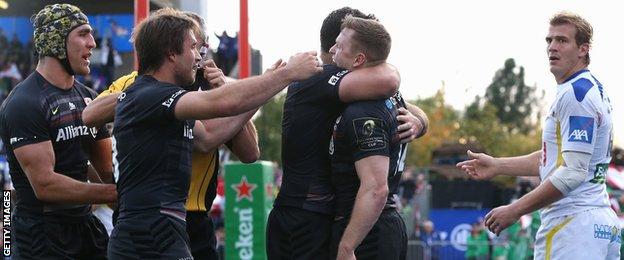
[174,52,322,120]
[457,150,542,180]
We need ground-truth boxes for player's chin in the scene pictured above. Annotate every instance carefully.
[76,67,91,76]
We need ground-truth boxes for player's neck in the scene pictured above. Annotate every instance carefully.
[555,62,588,84]
[35,58,74,90]
[320,52,333,66]
[149,65,178,86]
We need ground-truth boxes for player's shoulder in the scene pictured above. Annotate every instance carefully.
[343,99,388,119]
[124,75,185,105]
[560,69,601,103]
[73,80,98,98]
[292,64,348,88]
[2,73,43,108]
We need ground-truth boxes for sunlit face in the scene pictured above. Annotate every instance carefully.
[174,29,201,86]
[546,23,589,83]
[66,24,96,75]
[329,28,361,69]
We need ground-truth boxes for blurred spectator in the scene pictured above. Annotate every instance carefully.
[100,37,121,87]
[9,33,22,52]
[0,54,22,97]
[420,220,441,260]
[466,222,489,260]
[215,221,225,260]
[399,167,416,202]
[0,28,8,50]
[410,221,421,240]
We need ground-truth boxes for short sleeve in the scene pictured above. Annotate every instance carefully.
[290,65,349,105]
[3,98,49,149]
[557,87,597,154]
[137,86,188,122]
[343,104,390,161]
[96,71,137,98]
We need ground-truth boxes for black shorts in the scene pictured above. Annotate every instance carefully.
[11,213,109,259]
[330,209,407,260]
[266,206,333,260]
[186,211,218,260]
[108,214,192,260]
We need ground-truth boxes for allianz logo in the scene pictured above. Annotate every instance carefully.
[56,125,98,142]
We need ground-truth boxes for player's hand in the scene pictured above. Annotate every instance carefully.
[336,245,356,260]
[456,150,499,180]
[202,59,227,89]
[265,58,286,74]
[397,107,424,143]
[485,204,519,236]
[282,51,323,81]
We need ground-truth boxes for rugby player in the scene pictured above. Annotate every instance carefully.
[83,11,259,260]
[0,4,115,258]
[107,9,320,259]
[328,16,409,260]
[266,7,427,260]
[457,11,619,259]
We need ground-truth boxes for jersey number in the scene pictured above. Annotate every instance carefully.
[393,143,408,177]
[112,136,120,182]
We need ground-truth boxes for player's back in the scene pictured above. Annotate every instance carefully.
[277,64,349,214]
[330,93,407,218]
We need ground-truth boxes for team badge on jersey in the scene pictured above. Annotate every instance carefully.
[568,116,594,143]
[353,117,386,151]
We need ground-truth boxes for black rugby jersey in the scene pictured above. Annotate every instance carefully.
[112,75,194,221]
[0,71,109,217]
[330,92,408,218]
[277,64,350,214]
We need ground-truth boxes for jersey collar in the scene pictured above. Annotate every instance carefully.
[562,69,590,85]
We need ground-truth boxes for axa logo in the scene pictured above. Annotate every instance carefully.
[568,116,593,144]
[569,129,589,141]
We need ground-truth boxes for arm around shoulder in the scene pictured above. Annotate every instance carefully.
[339,63,400,103]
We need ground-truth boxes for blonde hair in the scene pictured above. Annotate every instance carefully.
[341,15,391,63]
[550,11,593,64]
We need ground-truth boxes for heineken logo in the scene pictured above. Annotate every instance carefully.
[232,176,257,202]
[234,207,254,260]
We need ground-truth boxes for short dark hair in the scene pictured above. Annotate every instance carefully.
[320,7,376,53]
[341,15,391,63]
[132,8,198,74]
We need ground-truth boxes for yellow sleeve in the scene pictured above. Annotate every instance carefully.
[96,71,139,99]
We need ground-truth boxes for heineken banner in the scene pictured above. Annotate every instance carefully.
[224,161,275,260]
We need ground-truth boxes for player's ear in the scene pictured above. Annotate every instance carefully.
[166,49,176,62]
[354,53,366,67]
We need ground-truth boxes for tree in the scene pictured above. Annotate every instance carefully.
[253,94,285,163]
[405,88,461,167]
[484,58,543,135]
